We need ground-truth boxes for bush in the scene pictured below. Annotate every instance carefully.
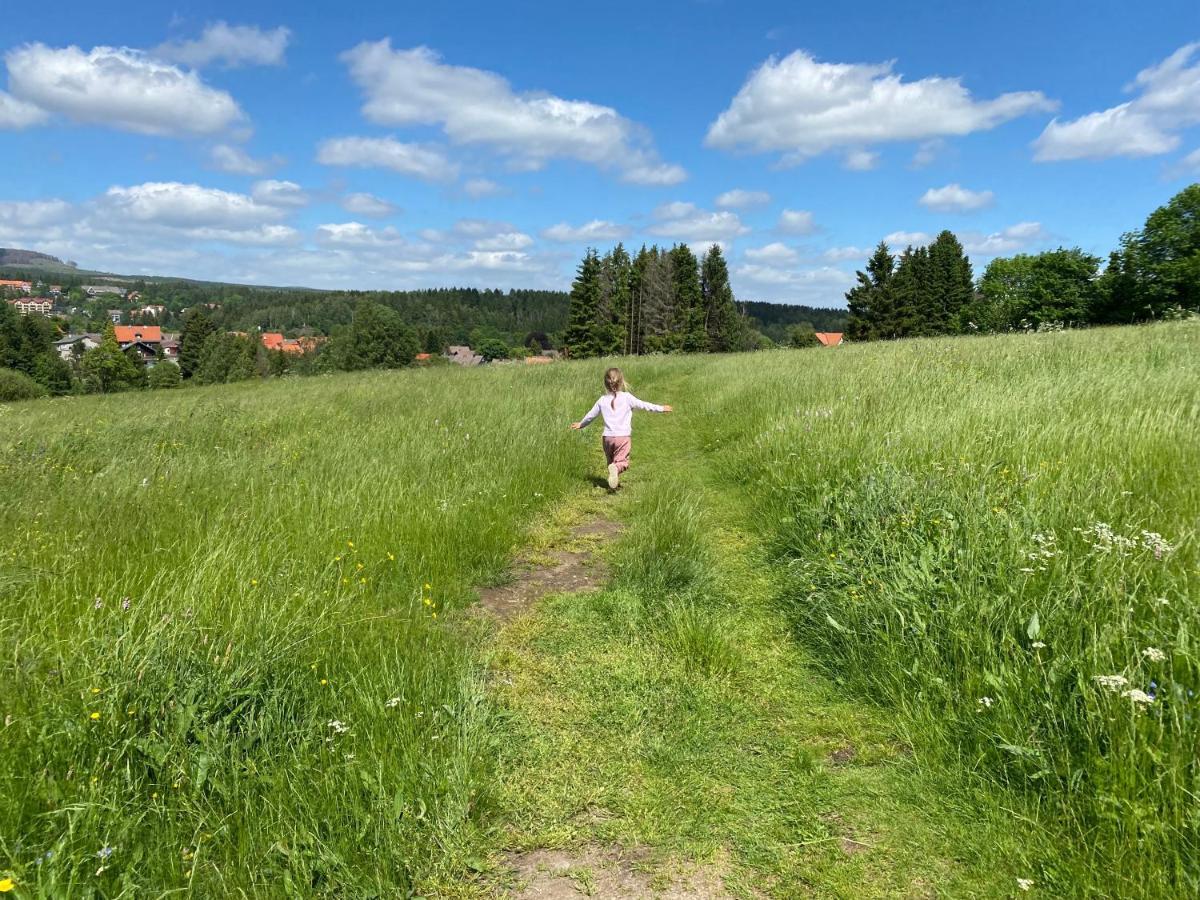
[0,367,49,402]
[148,360,183,389]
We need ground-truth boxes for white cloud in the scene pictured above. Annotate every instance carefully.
[1168,146,1200,178]
[734,262,854,305]
[777,209,817,235]
[155,22,290,68]
[315,222,404,246]
[648,202,749,242]
[100,181,285,228]
[842,149,880,171]
[919,183,995,213]
[340,40,685,184]
[961,221,1047,256]
[541,219,629,242]
[341,192,398,217]
[715,188,771,209]
[706,50,1055,164]
[0,199,72,232]
[823,245,868,262]
[316,136,459,182]
[209,144,284,175]
[474,231,533,251]
[463,178,503,198]
[251,179,309,208]
[1034,43,1200,161]
[744,242,798,264]
[5,44,244,136]
[0,91,48,129]
[884,230,933,247]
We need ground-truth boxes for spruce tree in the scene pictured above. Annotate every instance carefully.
[845,242,894,341]
[925,231,974,333]
[669,244,705,352]
[178,310,216,379]
[700,245,740,351]
[639,247,674,353]
[562,250,603,357]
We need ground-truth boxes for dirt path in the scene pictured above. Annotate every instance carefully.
[470,383,1024,899]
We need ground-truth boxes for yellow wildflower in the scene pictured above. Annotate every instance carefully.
[359,577,367,584]
[0,877,14,892]
[347,541,354,548]
[387,553,395,561]
[89,711,101,721]
[320,678,329,686]
[90,687,101,694]
[251,579,258,586]
[424,583,432,590]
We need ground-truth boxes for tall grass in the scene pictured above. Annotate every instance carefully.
[687,322,1200,895]
[0,365,594,895]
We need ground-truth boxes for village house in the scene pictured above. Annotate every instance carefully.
[260,332,322,355]
[0,279,33,294]
[84,285,128,298]
[107,309,122,324]
[139,304,167,318]
[54,334,102,360]
[8,297,54,316]
[161,333,181,362]
[114,325,163,365]
[446,345,483,366]
[814,332,845,347]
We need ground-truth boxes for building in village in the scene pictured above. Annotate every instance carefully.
[8,297,54,316]
[446,345,484,366]
[814,332,845,347]
[84,285,128,298]
[0,279,33,294]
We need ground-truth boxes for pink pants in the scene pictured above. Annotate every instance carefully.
[603,436,632,473]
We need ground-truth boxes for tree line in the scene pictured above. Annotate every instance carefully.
[561,243,760,357]
[847,183,1200,340]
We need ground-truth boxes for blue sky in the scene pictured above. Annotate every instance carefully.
[1,1,1198,305]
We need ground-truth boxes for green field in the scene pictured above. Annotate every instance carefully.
[2,322,1197,897]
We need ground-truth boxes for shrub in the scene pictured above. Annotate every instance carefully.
[0,367,49,402]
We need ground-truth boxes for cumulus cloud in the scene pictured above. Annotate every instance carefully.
[910,139,944,168]
[0,91,48,129]
[341,192,398,217]
[316,136,459,182]
[961,222,1046,256]
[155,22,290,68]
[209,144,284,175]
[823,245,868,262]
[100,181,286,228]
[315,222,404,246]
[340,40,685,184]
[648,202,749,242]
[715,188,771,209]
[744,242,798,264]
[918,183,995,213]
[706,50,1055,164]
[474,231,533,251]
[777,209,817,234]
[1034,43,1200,161]
[251,179,309,207]
[733,262,854,304]
[884,230,933,247]
[4,44,244,136]
[1168,146,1200,178]
[541,219,629,242]
[462,178,503,198]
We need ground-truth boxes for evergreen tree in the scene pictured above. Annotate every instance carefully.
[925,231,974,333]
[337,301,419,370]
[639,247,674,353]
[194,332,242,385]
[887,247,927,339]
[178,310,216,379]
[148,360,183,389]
[596,244,631,356]
[669,244,705,352]
[845,242,895,341]
[562,250,604,357]
[700,245,741,351]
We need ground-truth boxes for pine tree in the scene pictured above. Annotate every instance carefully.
[887,247,927,339]
[639,247,674,353]
[178,310,216,379]
[596,244,631,355]
[562,250,603,357]
[925,231,974,333]
[700,245,740,351]
[669,244,705,352]
[845,242,894,341]
[81,323,145,393]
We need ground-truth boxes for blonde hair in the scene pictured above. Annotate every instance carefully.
[604,367,625,408]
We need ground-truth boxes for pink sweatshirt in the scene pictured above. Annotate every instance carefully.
[578,391,665,437]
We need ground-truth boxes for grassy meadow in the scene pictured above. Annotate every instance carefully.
[2,320,1198,897]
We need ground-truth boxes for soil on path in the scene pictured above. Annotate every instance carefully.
[501,846,733,900]
[477,518,623,621]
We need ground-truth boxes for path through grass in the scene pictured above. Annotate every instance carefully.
[478,364,1036,898]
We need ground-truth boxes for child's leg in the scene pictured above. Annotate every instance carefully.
[609,437,631,473]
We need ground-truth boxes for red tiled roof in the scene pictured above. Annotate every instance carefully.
[814,332,844,347]
[261,332,286,351]
[415,352,432,360]
[114,325,162,343]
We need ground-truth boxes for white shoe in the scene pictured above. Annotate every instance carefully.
[607,463,620,489]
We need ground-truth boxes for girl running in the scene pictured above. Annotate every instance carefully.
[570,367,672,489]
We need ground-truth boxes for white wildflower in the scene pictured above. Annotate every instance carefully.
[1017,877,1034,891]
[1141,647,1166,663]
[327,719,350,734]
[385,696,403,708]
[1155,597,1169,607]
[1031,641,1046,649]
[1140,531,1175,559]
[1093,675,1129,691]
[977,696,994,709]
[1122,689,1154,706]
[1019,567,1035,574]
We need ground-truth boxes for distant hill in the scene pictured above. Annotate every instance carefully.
[0,248,81,273]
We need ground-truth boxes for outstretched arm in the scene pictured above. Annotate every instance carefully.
[570,398,603,430]
[629,395,673,413]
